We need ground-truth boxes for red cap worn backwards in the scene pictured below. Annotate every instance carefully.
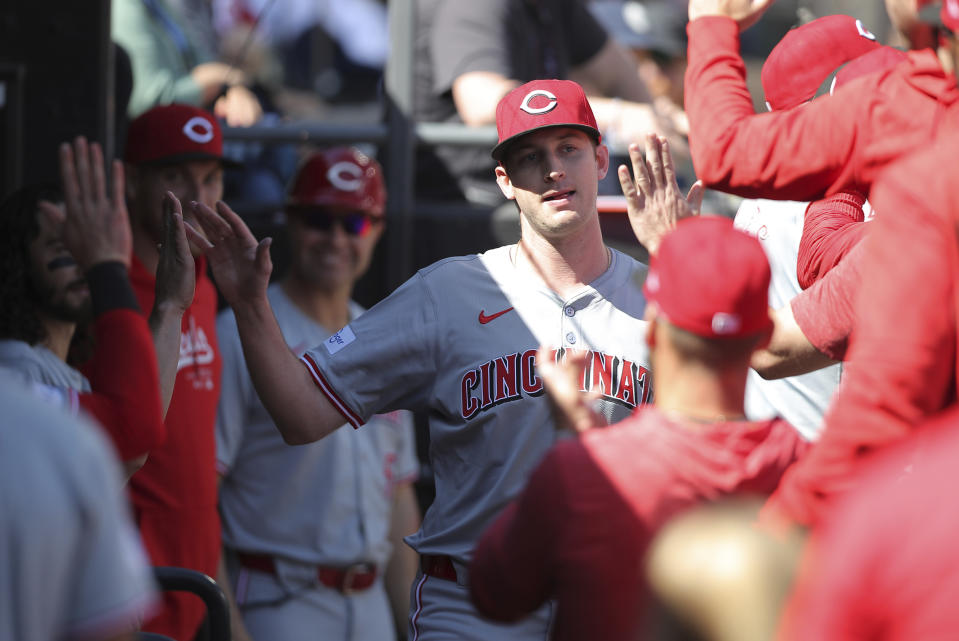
[491,79,601,161]
[124,103,237,166]
[761,15,883,111]
[644,217,772,339]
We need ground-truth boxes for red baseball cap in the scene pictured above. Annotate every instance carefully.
[644,217,772,339]
[287,147,386,217]
[124,103,236,166]
[491,79,601,161]
[761,15,882,111]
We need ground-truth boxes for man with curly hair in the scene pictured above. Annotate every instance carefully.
[0,138,191,478]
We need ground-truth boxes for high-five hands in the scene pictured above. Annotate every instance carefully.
[56,137,132,269]
[155,193,196,314]
[184,200,273,307]
[619,133,704,256]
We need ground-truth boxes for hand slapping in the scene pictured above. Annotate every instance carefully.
[619,133,704,257]
[184,199,272,307]
[57,137,132,270]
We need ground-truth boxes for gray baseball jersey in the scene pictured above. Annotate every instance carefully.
[0,339,91,392]
[216,284,418,640]
[734,199,844,440]
[301,245,652,563]
[0,372,156,641]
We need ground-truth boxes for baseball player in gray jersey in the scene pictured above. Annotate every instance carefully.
[215,148,420,641]
[188,78,698,640]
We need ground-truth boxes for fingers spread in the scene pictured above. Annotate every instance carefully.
[190,200,232,242]
[184,219,214,250]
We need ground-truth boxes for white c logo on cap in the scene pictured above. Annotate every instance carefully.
[327,162,363,191]
[182,116,215,143]
[855,19,877,41]
[520,90,558,115]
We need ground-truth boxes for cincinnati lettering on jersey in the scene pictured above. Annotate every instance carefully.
[460,348,651,420]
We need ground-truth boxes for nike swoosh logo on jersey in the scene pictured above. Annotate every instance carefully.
[478,307,514,324]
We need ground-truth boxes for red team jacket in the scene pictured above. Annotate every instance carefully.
[684,16,959,201]
[770,138,959,526]
[469,408,807,640]
[686,15,959,527]
[127,255,222,640]
[80,307,166,460]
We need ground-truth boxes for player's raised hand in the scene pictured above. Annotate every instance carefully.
[619,134,703,256]
[58,137,132,269]
[536,346,603,434]
[688,0,774,30]
[155,192,196,313]
[186,199,272,307]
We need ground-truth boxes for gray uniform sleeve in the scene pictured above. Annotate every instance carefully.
[66,419,158,637]
[301,272,439,424]
[215,309,253,476]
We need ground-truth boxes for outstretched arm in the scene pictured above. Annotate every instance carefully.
[149,192,196,415]
[58,138,166,468]
[186,199,346,444]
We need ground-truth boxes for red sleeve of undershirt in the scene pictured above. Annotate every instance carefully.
[469,447,566,622]
[790,240,865,362]
[768,149,957,528]
[797,191,868,290]
[79,308,166,460]
[684,17,866,201]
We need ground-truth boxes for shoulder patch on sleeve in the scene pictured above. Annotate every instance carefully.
[324,325,357,355]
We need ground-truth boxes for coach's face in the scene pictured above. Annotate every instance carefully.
[286,205,384,293]
[495,127,608,241]
[126,158,224,256]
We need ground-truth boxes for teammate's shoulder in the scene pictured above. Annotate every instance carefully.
[416,247,505,278]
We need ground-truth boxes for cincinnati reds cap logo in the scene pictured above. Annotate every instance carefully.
[182,116,215,143]
[520,90,558,115]
[327,161,364,191]
[855,19,876,41]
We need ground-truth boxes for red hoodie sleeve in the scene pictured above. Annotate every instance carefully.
[768,145,958,527]
[684,17,869,201]
[790,239,865,362]
[797,191,868,290]
[79,308,166,460]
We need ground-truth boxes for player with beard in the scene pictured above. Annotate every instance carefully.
[0,137,194,477]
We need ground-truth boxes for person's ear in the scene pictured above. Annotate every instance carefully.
[595,142,610,180]
[495,164,516,200]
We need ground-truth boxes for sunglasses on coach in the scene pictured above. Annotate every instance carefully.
[287,208,379,237]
